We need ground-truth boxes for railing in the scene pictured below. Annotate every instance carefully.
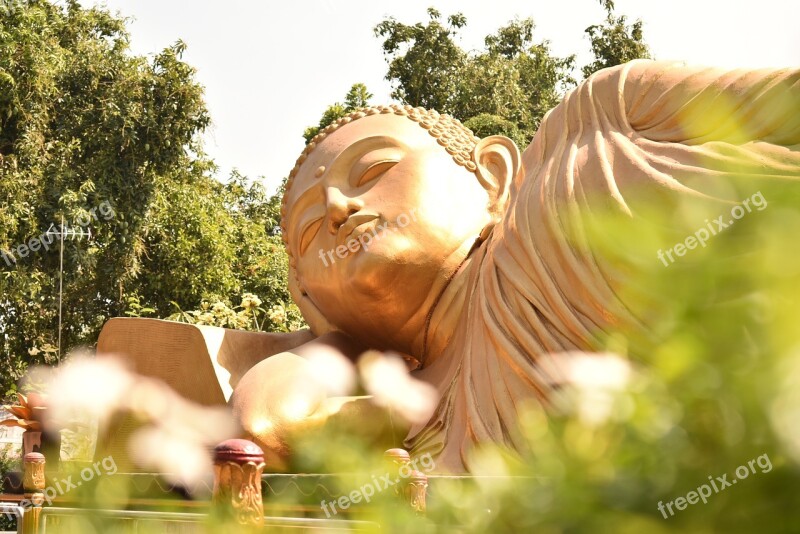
[0,440,427,533]
[38,508,378,533]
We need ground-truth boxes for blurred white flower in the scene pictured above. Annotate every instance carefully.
[545,351,632,426]
[45,355,135,425]
[547,352,631,390]
[129,427,214,495]
[305,348,357,398]
[358,351,438,425]
[41,353,236,496]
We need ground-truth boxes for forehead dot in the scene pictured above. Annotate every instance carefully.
[315,166,326,178]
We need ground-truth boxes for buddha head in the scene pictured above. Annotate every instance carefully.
[281,105,520,359]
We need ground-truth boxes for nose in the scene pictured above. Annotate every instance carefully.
[326,187,363,235]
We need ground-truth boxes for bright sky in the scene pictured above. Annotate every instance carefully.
[84,0,800,194]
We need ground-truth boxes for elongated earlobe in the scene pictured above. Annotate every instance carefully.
[288,274,336,336]
[472,135,520,219]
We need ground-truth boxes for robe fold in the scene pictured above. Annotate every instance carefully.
[406,60,800,471]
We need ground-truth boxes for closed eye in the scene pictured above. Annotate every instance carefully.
[298,218,323,256]
[356,160,398,187]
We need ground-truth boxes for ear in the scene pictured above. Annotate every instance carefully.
[471,135,520,219]
[288,273,337,336]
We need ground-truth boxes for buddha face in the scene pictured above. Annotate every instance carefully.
[283,113,511,354]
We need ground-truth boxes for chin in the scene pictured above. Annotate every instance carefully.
[346,247,437,298]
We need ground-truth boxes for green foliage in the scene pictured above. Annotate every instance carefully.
[126,169,304,331]
[374,8,467,113]
[463,113,527,149]
[167,293,304,333]
[484,17,537,59]
[598,0,615,13]
[25,184,800,532]
[303,83,374,142]
[583,11,651,78]
[343,83,373,111]
[0,442,17,530]
[256,182,800,532]
[455,18,575,141]
[0,0,206,393]
[374,11,575,143]
[0,1,299,396]
[122,294,155,318]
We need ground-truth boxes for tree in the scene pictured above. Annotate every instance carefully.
[463,114,527,149]
[374,11,575,147]
[343,83,373,111]
[374,8,467,113]
[582,4,651,78]
[0,0,299,396]
[0,0,209,393]
[303,83,374,142]
[454,19,575,144]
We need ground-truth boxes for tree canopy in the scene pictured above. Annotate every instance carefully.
[373,10,576,146]
[0,0,300,396]
[582,6,651,78]
[303,83,373,142]
[343,5,649,149]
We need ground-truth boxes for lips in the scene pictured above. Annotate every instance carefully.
[337,213,380,247]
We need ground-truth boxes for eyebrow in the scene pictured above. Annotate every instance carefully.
[327,135,399,175]
[285,135,401,245]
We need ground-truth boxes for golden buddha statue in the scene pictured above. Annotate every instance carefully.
[231,60,800,472]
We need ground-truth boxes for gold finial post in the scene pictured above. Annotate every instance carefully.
[211,439,266,528]
[21,452,46,534]
[403,470,428,515]
[384,448,428,514]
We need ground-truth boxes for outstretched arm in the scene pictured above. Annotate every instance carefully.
[621,60,800,146]
[501,60,800,366]
[230,332,406,468]
[520,59,800,214]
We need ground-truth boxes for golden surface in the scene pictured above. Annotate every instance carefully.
[176,61,800,472]
[213,461,266,526]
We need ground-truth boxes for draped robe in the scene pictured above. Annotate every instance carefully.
[406,60,800,471]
